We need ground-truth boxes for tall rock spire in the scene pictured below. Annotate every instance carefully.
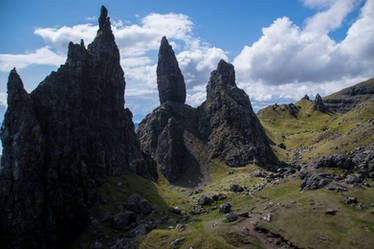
[313,93,328,112]
[157,36,186,104]
[200,60,278,167]
[0,7,157,249]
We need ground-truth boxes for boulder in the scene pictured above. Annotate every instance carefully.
[198,195,213,205]
[230,183,244,192]
[225,213,238,222]
[170,237,186,248]
[219,203,232,213]
[111,211,136,231]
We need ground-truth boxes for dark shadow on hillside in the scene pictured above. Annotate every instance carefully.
[172,130,211,189]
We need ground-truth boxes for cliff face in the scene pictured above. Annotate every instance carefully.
[0,6,157,249]
[323,78,374,113]
[138,39,277,183]
[198,60,277,167]
[138,37,197,182]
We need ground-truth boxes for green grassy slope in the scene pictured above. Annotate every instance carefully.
[258,95,374,162]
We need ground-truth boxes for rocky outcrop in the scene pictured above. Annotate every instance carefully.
[198,60,277,167]
[157,37,186,104]
[138,52,278,181]
[301,94,310,101]
[138,37,206,182]
[323,78,374,113]
[313,93,328,112]
[0,6,157,249]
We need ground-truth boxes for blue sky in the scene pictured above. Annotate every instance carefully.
[1,0,374,125]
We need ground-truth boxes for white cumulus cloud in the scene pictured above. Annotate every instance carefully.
[0,47,65,72]
[233,0,374,104]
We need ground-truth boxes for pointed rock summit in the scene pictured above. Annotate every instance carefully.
[200,60,277,167]
[301,94,310,101]
[138,57,278,183]
[0,7,156,249]
[157,36,186,104]
[313,93,328,112]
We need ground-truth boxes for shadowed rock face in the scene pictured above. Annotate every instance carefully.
[199,60,277,167]
[157,37,186,104]
[313,93,328,112]
[0,6,157,249]
[138,52,278,182]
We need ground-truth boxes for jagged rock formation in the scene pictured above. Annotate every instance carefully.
[301,94,310,101]
[313,93,328,112]
[323,78,374,113]
[0,6,157,249]
[157,36,186,104]
[198,60,277,167]
[138,37,200,182]
[138,45,277,182]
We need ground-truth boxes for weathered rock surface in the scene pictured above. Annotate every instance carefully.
[323,78,374,113]
[313,93,328,112]
[157,37,186,104]
[198,60,278,167]
[137,37,205,182]
[0,6,157,249]
[138,57,278,182]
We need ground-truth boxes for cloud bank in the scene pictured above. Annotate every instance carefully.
[233,0,374,105]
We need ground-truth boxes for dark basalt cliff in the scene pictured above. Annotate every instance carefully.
[0,6,157,249]
[198,60,277,167]
[323,78,374,113]
[157,36,186,104]
[138,37,200,182]
[313,93,328,112]
[138,39,277,182]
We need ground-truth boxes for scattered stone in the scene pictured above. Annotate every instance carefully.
[176,224,185,232]
[228,171,234,175]
[238,212,249,218]
[263,214,272,222]
[170,237,186,248]
[212,193,227,201]
[198,195,213,205]
[326,183,347,192]
[170,207,183,215]
[357,203,364,210]
[111,211,136,231]
[278,143,286,150]
[343,197,358,205]
[230,184,244,192]
[225,213,238,222]
[346,174,363,184]
[190,206,207,215]
[300,173,333,191]
[124,194,152,215]
[325,209,337,215]
[219,203,232,213]
[254,169,267,177]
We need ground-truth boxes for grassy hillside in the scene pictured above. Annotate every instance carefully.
[258,95,374,163]
[72,162,374,249]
